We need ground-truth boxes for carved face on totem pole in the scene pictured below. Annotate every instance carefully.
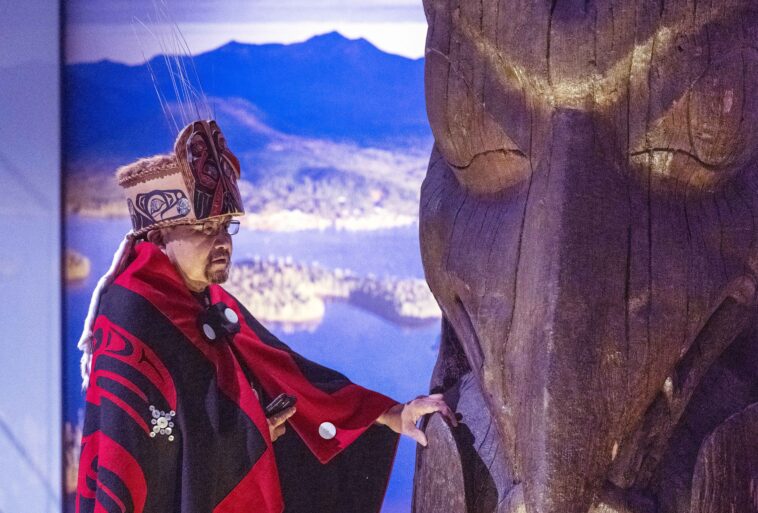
[416,1,758,513]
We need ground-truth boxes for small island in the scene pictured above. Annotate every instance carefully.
[66,134,428,233]
[65,249,91,282]
[225,256,440,332]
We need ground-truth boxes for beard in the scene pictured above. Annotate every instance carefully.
[208,267,230,284]
[206,249,231,284]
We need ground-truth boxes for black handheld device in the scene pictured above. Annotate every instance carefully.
[264,393,297,418]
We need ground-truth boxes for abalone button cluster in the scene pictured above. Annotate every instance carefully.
[149,405,177,442]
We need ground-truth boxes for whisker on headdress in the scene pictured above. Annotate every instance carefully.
[132,19,180,135]
[80,3,226,389]
[132,0,212,134]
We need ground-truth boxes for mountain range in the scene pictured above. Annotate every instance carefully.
[64,31,430,168]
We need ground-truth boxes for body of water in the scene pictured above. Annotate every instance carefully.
[65,215,439,513]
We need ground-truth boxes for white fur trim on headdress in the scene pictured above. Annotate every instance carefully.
[78,233,137,390]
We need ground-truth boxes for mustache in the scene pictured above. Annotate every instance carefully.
[209,249,231,262]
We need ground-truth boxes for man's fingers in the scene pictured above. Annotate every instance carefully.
[407,426,428,447]
[413,397,449,409]
[272,424,286,442]
[270,406,297,427]
[397,395,464,445]
[437,404,458,426]
[407,398,459,427]
[265,401,296,442]
[410,401,447,418]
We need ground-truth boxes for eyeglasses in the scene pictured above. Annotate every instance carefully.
[187,219,240,237]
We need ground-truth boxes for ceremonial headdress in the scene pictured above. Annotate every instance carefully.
[77,121,245,387]
[118,120,245,237]
[75,9,251,387]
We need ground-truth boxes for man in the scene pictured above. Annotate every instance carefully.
[76,119,455,513]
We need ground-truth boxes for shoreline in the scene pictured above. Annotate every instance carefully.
[67,206,420,233]
[225,256,440,332]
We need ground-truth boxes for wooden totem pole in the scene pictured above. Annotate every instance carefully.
[414,1,758,512]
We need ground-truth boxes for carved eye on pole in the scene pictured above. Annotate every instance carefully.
[630,51,758,189]
[687,55,756,169]
[424,25,532,195]
[440,144,530,195]
[425,57,531,195]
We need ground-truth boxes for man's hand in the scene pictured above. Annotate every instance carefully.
[375,394,458,446]
[268,406,296,442]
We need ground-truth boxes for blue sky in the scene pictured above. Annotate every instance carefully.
[65,0,428,63]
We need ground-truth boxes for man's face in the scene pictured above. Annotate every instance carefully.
[159,216,234,292]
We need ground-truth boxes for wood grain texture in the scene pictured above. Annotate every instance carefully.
[415,1,758,512]
[413,413,467,513]
[689,403,758,513]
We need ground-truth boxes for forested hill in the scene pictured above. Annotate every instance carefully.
[65,31,429,167]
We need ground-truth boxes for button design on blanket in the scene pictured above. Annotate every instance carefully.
[319,422,336,440]
[197,302,239,343]
[149,406,177,442]
[224,308,239,323]
[202,323,217,340]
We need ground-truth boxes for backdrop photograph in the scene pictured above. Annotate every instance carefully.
[62,1,436,512]
[3,1,755,513]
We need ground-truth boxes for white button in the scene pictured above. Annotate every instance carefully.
[157,418,168,429]
[224,308,239,323]
[202,324,216,340]
[318,422,336,440]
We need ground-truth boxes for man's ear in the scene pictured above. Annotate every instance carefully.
[146,229,165,247]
